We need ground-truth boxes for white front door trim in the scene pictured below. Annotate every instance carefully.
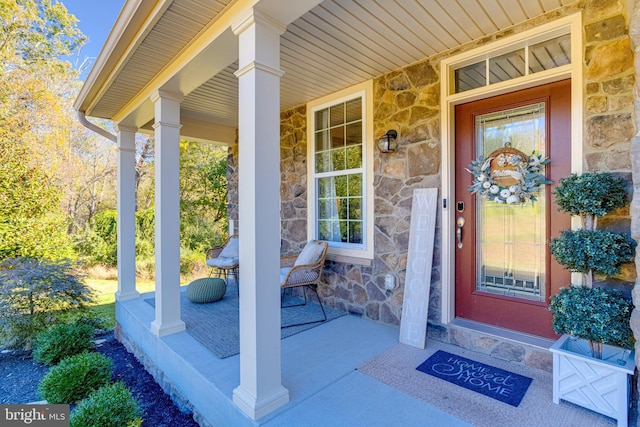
[439,12,583,325]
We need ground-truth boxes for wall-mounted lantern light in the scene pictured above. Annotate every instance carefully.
[377,130,398,153]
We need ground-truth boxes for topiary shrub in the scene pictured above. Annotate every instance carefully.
[37,352,113,404]
[32,322,95,365]
[549,171,636,358]
[553,172,627,225]
[549,285,634,356]
[70,382,142,427]
[550,230,636,277]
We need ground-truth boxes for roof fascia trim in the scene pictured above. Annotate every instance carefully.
[74,0,168,112]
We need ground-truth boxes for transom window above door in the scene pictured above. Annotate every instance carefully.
[454,32,571,94]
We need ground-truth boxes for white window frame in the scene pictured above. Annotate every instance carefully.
[307,80,374,261]
[439,13,583,325]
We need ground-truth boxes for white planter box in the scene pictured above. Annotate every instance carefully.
[550,335,635,427]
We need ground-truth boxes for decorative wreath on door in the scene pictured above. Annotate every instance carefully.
[467,144,551,205]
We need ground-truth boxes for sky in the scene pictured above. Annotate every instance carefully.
[59,0,126,80]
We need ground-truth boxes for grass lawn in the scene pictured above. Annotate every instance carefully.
[86,279,156,328]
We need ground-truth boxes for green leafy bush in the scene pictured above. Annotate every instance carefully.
[0,143,75,261]
[554,172,627,218]
[37,352,113,404]
[73,210,118,267]
[57,311,110,331]
[550,230,636,277]
[32,322,95,365]
[180,247,206,280]
[0,257,93,349]
[549,286,634,350]
[70,382,142,427]
[93,210,118,266]
[72,225,112,267]
[549,172,635,357]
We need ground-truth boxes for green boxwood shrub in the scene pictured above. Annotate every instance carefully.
[38,352,113,404]
[58,311,110,332]
[550,229,636,277]
[553,172,627,218]
[33,322,95,365]
[549,286,634,350]
[70,382,142,427]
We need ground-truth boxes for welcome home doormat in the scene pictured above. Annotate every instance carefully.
[416,350,532,407]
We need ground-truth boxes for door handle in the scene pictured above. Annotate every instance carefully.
[456,217,465,249]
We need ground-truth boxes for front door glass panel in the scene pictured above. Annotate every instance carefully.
[475,103,546,301]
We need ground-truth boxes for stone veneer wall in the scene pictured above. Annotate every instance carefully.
[582,0,636,293]
[226,0,637,369]
[280,106,309,255]
[629,0,640,419]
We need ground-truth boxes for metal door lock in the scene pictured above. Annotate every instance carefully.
[456,217,465,249]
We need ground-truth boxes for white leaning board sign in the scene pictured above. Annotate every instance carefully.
[399,188,438,348]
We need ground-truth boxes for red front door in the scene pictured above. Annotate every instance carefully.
[454,80,571,338]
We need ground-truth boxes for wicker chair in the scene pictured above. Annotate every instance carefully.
[280,240,328,327]
[205,235,239,293]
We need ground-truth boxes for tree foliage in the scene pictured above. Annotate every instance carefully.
[0,143,74,259]
[0,257,92,349]
[0,3,229,275]
[180,141,228,252]
[0,0,88,261]
[0,0,85,65]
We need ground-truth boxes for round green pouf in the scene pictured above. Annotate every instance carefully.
[186,278,227,303]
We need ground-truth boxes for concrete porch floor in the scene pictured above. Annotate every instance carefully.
[116,291,473,426]
[116,289,615,426]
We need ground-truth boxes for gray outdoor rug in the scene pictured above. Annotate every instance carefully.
[145,282,345,359]
[358,340,620,427]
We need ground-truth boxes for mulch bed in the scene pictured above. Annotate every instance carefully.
[0,331,198,427]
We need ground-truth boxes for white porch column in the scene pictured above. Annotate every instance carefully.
[231,9,289,420]
[150,89,186,337]
[115,125,139,301]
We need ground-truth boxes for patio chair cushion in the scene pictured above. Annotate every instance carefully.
[219,237,239,258]
[206,256,238,268]
[186,278,227,303]
[294,240,325,266]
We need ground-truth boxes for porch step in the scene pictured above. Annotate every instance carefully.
[428,319,555,372]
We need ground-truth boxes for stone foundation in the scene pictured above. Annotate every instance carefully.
[427,323,553,372]
[114,324,213,427]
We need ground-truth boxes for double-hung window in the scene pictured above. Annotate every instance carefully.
[307,82,373,261]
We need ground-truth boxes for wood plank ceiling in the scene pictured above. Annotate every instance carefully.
[90,0,576,129]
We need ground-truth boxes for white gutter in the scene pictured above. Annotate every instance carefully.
[77,110,117,143]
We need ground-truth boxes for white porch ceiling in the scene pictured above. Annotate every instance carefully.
[83,0,576,135]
